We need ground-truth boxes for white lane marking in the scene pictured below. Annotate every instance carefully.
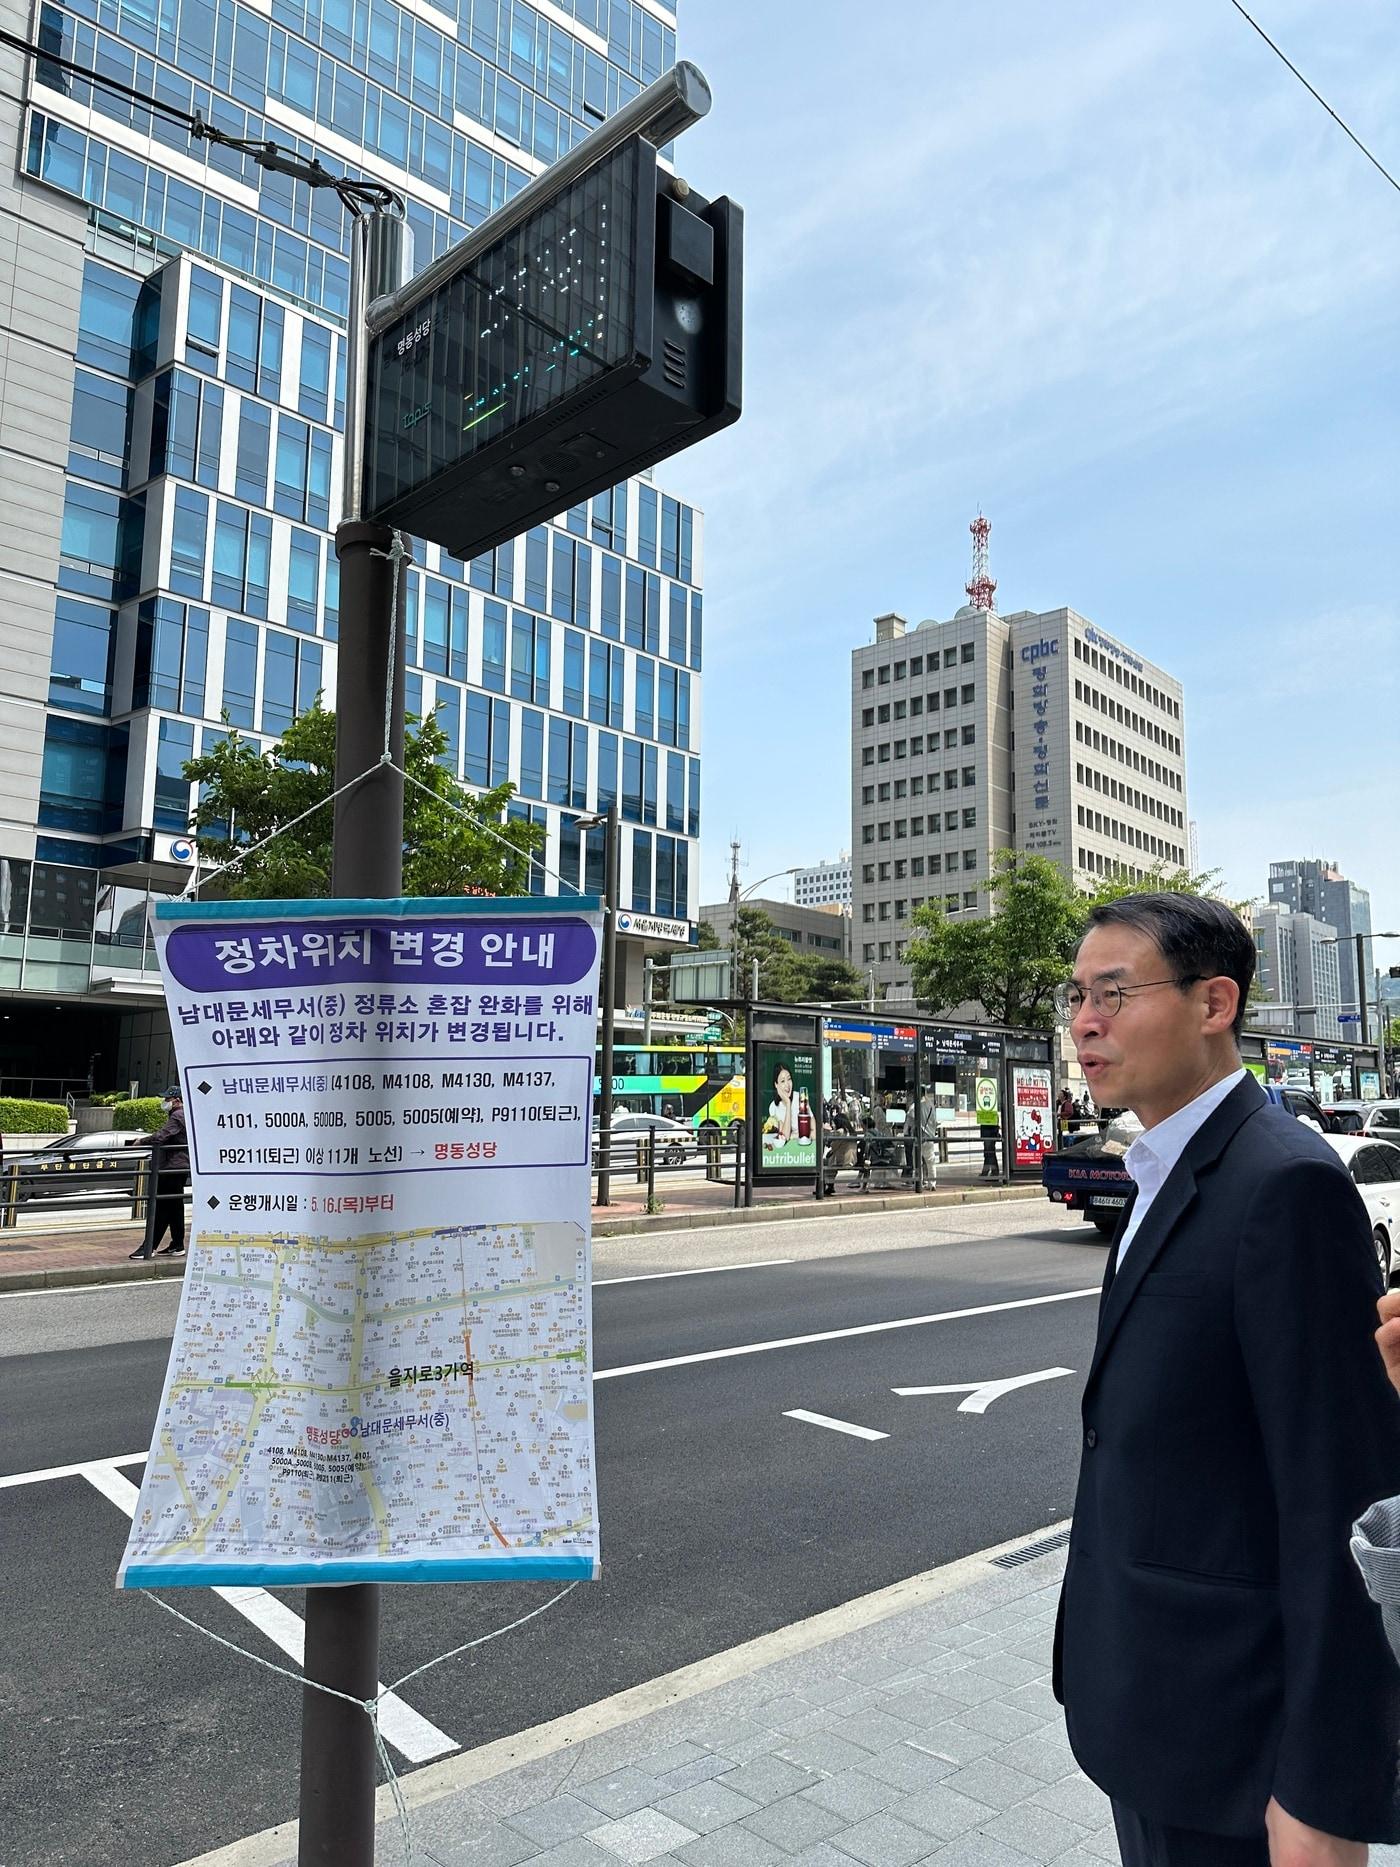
[0,1451,147,1488]
[893,1367,1076,1414]
[594,1287,1100,1381]
[75,1463,456,1765]
[783,1409,888,1442]
[595,1257,794,1287]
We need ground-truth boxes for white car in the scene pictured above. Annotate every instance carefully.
[1325,1135,1400,1286]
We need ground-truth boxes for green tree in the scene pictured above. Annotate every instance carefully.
[182,703,543,899]
[904,853,1222,1030]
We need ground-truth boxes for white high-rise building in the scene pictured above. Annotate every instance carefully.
[851,602,1188,1000]
[793,858,851,910]
[1254,904,1342,1040]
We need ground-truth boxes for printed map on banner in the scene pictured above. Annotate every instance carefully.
[118,897,603,1589]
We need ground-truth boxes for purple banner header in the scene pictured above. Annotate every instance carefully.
[163,916,599,993]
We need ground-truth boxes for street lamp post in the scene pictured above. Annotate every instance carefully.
[575,806,619,1204]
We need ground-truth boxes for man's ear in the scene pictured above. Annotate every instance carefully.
[1202,975,1240,1036]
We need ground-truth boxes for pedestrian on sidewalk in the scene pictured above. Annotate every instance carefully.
[128,1095,189,1260]
[1053,892,1400,1864]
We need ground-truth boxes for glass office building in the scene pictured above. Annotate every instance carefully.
[0,0,702,1095]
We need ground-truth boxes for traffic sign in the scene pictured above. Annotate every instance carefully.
[364,133,741,560]
[1338,1013,1362,1024]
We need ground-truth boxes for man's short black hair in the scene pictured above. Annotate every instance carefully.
[1079,893,1256,1038]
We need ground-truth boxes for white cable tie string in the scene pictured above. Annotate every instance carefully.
[140,1577,580,1865]
[177,767,378,902]
[370,530,410,766]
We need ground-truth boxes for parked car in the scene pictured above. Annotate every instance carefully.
[1326,1101,1400,1142]
[592,1113,691,1167]
[10,1128,148,1203]
[1323,1135,1400,1286]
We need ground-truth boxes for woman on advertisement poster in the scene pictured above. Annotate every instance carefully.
[768,1062,798,1143]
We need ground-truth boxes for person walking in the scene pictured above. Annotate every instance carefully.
[1053,893,1400,1862]
[128,1094,189,1259]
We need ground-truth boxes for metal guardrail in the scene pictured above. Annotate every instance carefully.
[590,1123,747,1212]
[0,1144,193,1231]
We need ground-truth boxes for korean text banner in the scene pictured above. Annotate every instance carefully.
[118,896,603,1590]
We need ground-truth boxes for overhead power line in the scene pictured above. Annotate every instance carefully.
[1226,0,1400,200]
[0,23,404,215]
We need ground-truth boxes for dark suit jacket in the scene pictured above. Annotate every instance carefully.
[1053,1073,1400,1838]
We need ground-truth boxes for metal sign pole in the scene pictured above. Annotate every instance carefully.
[297,205,408,1867]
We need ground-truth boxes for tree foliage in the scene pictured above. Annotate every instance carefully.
[182,703,544,899]
[729,906,866,1006]
[904,852,1224,1030]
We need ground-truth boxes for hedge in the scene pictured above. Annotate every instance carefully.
[88,1092,127,1107]
[112,1097,168,1132]
[0,1098,69,1134]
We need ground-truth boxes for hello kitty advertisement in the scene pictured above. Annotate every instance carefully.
[1012,1065,1053,1167]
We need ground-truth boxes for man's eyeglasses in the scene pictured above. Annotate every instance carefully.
[1052,975,1202,1023]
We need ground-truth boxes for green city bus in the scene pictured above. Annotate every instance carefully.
[594,1044,747,1130]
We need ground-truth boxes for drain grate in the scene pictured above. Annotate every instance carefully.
[992,1527,1071,1569]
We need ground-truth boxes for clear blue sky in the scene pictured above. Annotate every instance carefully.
[658,0,1400,945]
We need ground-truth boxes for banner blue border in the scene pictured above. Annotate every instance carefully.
[155,896,601,921]
[122,1553,598,1587]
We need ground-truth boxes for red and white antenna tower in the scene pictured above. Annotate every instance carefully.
[965,511,997,612]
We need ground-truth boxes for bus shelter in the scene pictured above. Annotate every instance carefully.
[746,1007,1057,1201]
[1239,1032,1383,1105]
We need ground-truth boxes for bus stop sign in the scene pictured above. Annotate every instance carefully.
[364,134,741,560]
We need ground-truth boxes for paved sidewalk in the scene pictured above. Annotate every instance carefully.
[0,1180,1044,1292]
[207,1537,1113,1867]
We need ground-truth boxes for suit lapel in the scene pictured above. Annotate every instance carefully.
[1084,1073,1266,1394]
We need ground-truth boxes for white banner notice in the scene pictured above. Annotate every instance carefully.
[118,895,603,1589]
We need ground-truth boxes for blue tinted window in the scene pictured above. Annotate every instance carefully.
[688,757,700,837]
[658,665,676,746]
[563,630,584,717]
[637,483,657,567]
[644,573,660,655]
[435,684,461,773]
[307,430,333,529]
[551,535,573,622]
[624,565,644,648]
[689,591,702,670]
[678,673,691,751]
[405,670,421,721]
[597,732,618,812]
[212,503,245,609]
[600,554,621,640]
[223,619,258,727]
[680,505,692,584]
[676,840,689,921]
[247,513,272,619]
[186,267,222,365]
[299,321,331,420]
[259,302,284,400]
[154,717,195,831]
[76,263,140,375]
[68,371,129,488]
[274,415,308,518]
[263,629,297,734]
[49,598,115,715]
[635,657,653,738]
[525,527,548,608]
[235,399,271,503]
[655,835,676,917]
[492,700,512,788]
[424,579,450,675]
[667,582,686,664]
[482,600,507,693]
[661,496,679,577]
[196,382,223,488]
[169,487,208,598]
[666,751,684,832]
[520,708,543,800]
[287,529,320,632]
[465,692,491,787]
[323,546,339,640]
[630,827,651,911]
[643,743,658,826]
[547,716,570,805]
[297,639,322,715]
[621,738,642,824]
[227,287,260,391]
[59,483,124,598]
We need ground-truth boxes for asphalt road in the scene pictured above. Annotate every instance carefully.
[0,1201,1107,1867]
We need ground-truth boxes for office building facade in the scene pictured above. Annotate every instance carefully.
[0,0,703,1095]
[1253,903,1343,1041]
[851,603,1187,1000]
[792,858,851,911]
[1266,860,1372,1021]
[700,895,851,964]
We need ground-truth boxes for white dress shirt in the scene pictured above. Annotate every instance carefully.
[1115,1067,1248,1268]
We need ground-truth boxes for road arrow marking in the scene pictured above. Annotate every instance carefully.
[893,1367,1075,1414]
[783,1409,889,1442]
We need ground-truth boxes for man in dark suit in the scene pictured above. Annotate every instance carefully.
[1053,893,1400,1866]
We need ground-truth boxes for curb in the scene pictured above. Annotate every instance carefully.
[0,1185,1049,1293]
[592,1181,1044,1237]
[169,1515,1073,1867]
